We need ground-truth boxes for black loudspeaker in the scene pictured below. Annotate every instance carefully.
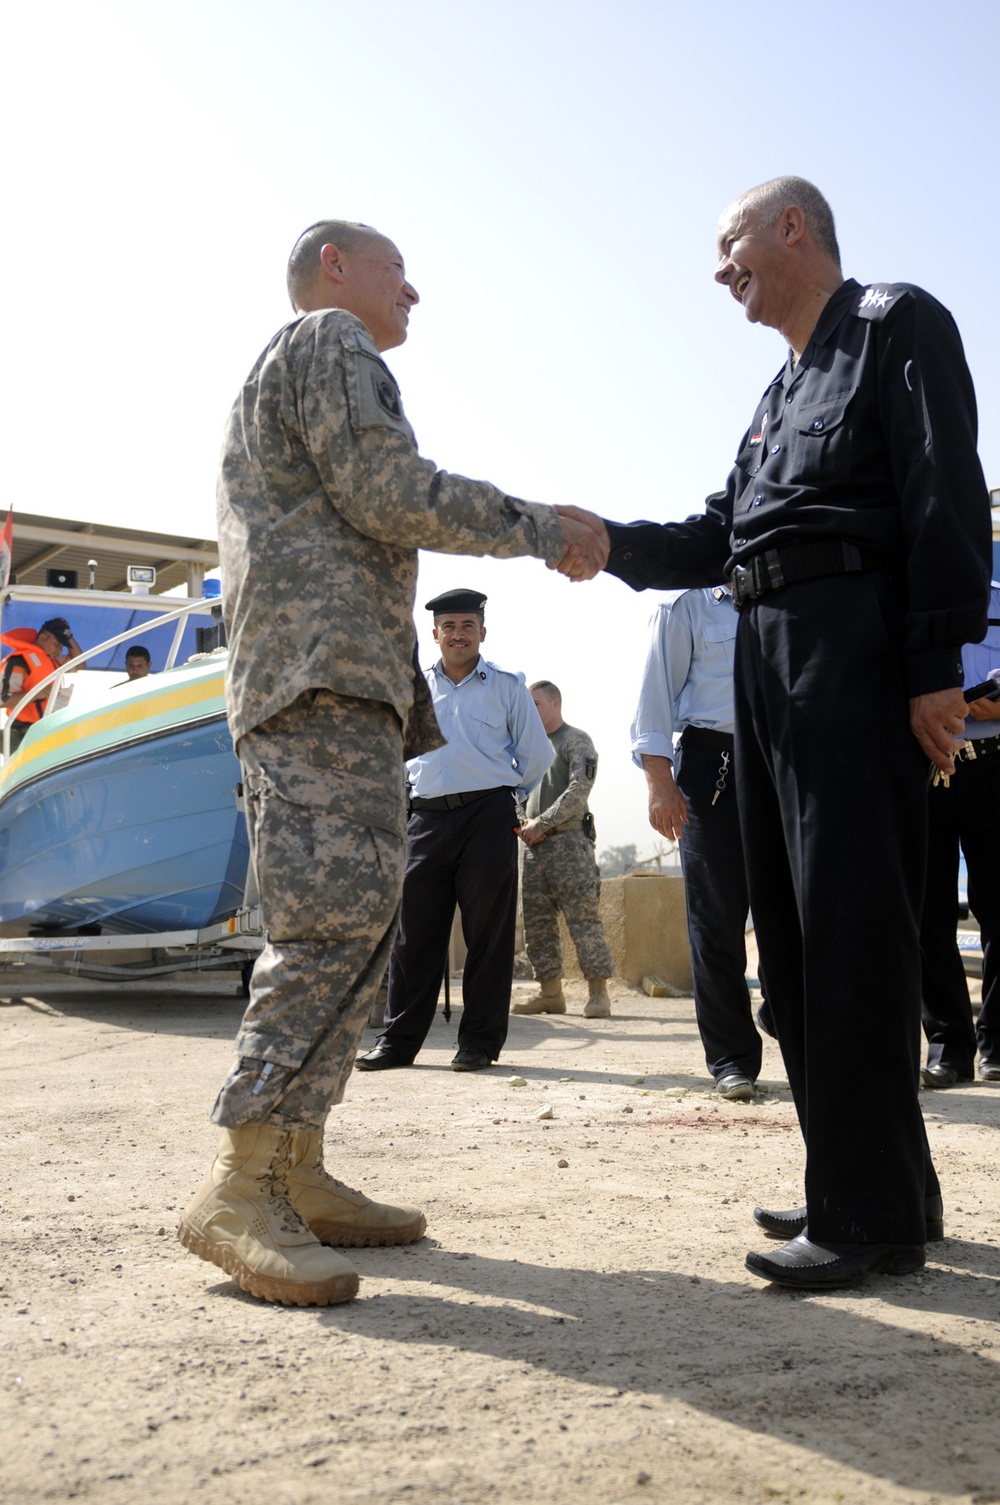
[47,568,78,588]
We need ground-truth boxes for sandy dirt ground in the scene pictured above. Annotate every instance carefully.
[2,970,999,1505]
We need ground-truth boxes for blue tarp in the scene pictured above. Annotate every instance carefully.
[0,598,222,673]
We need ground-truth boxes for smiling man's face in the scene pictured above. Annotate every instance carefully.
[714,198,788,330]
[433,613,485,679]
[332,232,419,352]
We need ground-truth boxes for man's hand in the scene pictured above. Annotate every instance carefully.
[552,505,610,581]
[967,695,1000,722]
[910,688,969,773]
[518,817,548,847]
[641,754,688,842]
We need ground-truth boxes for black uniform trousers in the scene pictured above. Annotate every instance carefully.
[381,786,519,1062]
[920,746,1000,1074]
[734,570,939,1246]
[674,737,761,1083]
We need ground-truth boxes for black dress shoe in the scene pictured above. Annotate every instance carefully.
[715,1072,755,1101]
[746,1234,925,1289]
[753,1194,945,1243]
[451,1049,493,1072]
[920,1063,971,1089]
[355,1046,413,1071]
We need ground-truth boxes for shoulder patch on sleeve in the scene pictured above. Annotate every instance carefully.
[342,335,414,438]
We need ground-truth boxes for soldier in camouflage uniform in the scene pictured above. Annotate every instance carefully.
[178,220,607,1307]
[514,682,614,1019]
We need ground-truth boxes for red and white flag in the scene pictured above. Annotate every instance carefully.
[0,509,12,592]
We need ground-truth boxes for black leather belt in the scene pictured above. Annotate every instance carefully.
[730,540,886,610]
[410,787,507,811]
[957,733,1000,763]
[680,727,734,751]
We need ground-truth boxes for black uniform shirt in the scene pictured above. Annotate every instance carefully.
[605,278,991,696]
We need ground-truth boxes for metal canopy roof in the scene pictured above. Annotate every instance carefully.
[6,511,219,597]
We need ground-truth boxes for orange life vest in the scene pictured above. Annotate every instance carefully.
[0,634,60,724]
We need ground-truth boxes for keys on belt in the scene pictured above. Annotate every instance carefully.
[931,733,1000,787]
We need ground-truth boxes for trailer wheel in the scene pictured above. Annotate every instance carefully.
[240,960,254,998]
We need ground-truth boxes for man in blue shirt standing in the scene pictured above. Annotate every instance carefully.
[632,586,762,1100]
[919,580,1000,1087]
[357,589,553,1073]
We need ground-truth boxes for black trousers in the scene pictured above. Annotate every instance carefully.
[674,739,760,1082]
[735,571,938,1245]
[381,787,518,1061]
[920,748,1000,1073]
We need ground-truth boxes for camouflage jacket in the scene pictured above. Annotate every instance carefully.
[217,310,564,748]
[525,721,598,830]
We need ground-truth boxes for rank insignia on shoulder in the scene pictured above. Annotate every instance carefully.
[585,757,597,780]
[859,286,893,312]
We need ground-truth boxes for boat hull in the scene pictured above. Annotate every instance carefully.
[0,663,249,935]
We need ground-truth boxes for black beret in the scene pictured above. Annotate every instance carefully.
[424,588,487,615]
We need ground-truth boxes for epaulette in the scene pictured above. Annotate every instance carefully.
[853,283,914,322]
[480,659,524,686]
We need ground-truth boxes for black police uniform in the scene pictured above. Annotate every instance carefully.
[603,279,991,1246]
[920,597,1000,1078]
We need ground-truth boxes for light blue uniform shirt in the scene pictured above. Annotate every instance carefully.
[963,580,1000,740]
[407,657,553,799]
[630,587,737,766]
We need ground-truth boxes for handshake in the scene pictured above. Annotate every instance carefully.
[552,505,610,582]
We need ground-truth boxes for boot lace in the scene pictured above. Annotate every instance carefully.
[261,1135,313,1235]
[300,1137,351,1195]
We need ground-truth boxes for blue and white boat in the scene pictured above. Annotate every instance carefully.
[0,585,252,938]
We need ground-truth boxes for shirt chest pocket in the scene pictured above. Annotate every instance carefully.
[700,616,737,676]
[469,706,507,756]
[789,390,854,483]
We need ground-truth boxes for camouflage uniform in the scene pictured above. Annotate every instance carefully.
[213,309,563,1128]
[520,722,613,982]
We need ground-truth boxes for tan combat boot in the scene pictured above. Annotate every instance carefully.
[178,1125,359,1306]
[583,978,612,1018]
[512,977,566,1014]
[286,1128,426,1247]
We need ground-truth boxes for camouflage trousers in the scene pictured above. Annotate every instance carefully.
[211,690,405,1130]
[520,830,613,981]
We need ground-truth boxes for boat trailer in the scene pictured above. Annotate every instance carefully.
[0,907,263,991]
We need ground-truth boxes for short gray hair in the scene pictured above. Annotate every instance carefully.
[286,219,376,309]
[740,177,841,266]
[529,680,561,699]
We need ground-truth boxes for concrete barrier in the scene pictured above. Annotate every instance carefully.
[451,871,693,993]
[558,872,692,990]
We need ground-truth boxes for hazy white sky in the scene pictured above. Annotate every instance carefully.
[3,0,998,854]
